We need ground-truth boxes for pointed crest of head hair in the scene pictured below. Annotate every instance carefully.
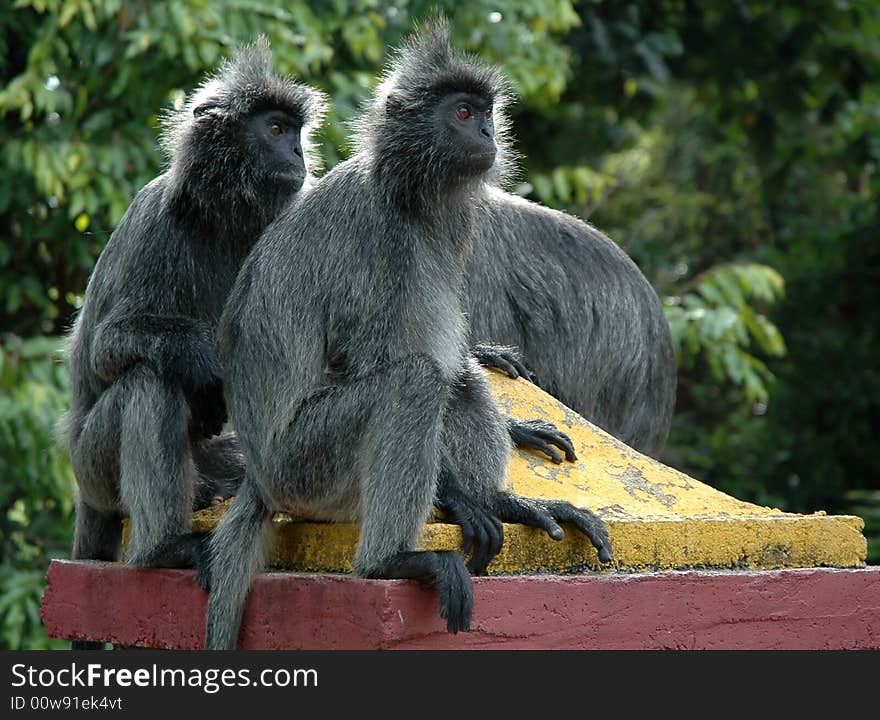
[159,36,328,172]
[351,18,518,187]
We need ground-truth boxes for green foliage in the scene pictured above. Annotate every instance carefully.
[0,336,74,649]
[666,263,785,404]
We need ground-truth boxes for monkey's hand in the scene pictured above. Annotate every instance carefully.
[530,500,612,564]
[472,343,536,383]
[494,494,612,564]
[508,418,577,464]
[436,488,504,576]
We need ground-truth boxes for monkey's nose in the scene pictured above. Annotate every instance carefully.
[294,145,303,158]
[480,127,492,139]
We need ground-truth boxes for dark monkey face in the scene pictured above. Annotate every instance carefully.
[436,91,497,174]
[245,110,307,191]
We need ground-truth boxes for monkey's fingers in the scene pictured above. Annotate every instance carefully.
[531,427,577,462]
[542,500,613,563]
[439,498,475,558]
[458,513,476,560]
[516,434,564,463]
[466,512,503,576]
[508,357,536,383]
[196,565,212,591]
[510,419,577,462]
[466,519,492,576]
[474,349,521,378]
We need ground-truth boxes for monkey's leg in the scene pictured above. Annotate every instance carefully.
[439,359,511,575]
[274,356,474,634]
[435,450,504,575]
[114,365,200,568]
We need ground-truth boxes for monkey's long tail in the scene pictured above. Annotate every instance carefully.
[204,477,271,650]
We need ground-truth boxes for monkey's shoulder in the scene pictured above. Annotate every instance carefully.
[478,186,647,278]
[253,162,376,278]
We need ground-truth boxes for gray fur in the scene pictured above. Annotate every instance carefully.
[63,40,327,580]
[466,186,677,456]
[206,23,611,649]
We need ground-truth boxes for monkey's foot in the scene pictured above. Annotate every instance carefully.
[473,344,536,382]
[126,532,213,588]
[437,492,504,575]
[509,418,577,463]
[364,551,473,634]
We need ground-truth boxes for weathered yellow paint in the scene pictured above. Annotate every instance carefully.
[134,372,868,573]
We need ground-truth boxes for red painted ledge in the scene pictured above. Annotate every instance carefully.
[41,560,880,650]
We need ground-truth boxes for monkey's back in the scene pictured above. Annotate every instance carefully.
[466,186,676,455]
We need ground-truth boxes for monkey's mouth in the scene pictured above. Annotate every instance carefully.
[274,171,307,190]
[463,151,497,173]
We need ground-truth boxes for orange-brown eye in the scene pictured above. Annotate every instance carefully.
[456,106,472,121]
[270,124,283,136]
[485,109,493,120]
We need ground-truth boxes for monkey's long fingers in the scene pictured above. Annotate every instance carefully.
[467,519,492,576]
[508,357,536,383]
[509,419,577,463]
[489,515,504,563]
[465,515,504,575]
[475,350,521,378]
[439,499,476,559]
[531,426,577,462]
[490,493,565,541]
[513,432,563,463]
[542,500,613,563]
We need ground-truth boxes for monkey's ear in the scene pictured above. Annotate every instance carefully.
[193,100,223,119]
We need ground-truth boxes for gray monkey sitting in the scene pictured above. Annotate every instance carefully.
[465,195,677,459]
[204,23,612,650]
[63,41,327,614]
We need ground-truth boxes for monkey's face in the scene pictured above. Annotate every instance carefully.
[436,91,497,176]
[245,110,308,192]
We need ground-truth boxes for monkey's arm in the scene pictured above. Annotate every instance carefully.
[91,313,226,437]
[472,343,536,382]
[435,450,503,575]
[508,418,577,464]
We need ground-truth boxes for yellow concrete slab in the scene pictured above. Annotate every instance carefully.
[162,372,867,573]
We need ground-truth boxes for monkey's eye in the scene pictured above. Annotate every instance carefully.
[456,105,472,121]
[270,124,284,136]
[485,108,493,120]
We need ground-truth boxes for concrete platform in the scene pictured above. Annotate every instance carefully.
[42,560,880,649]
[177,372,866,573]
